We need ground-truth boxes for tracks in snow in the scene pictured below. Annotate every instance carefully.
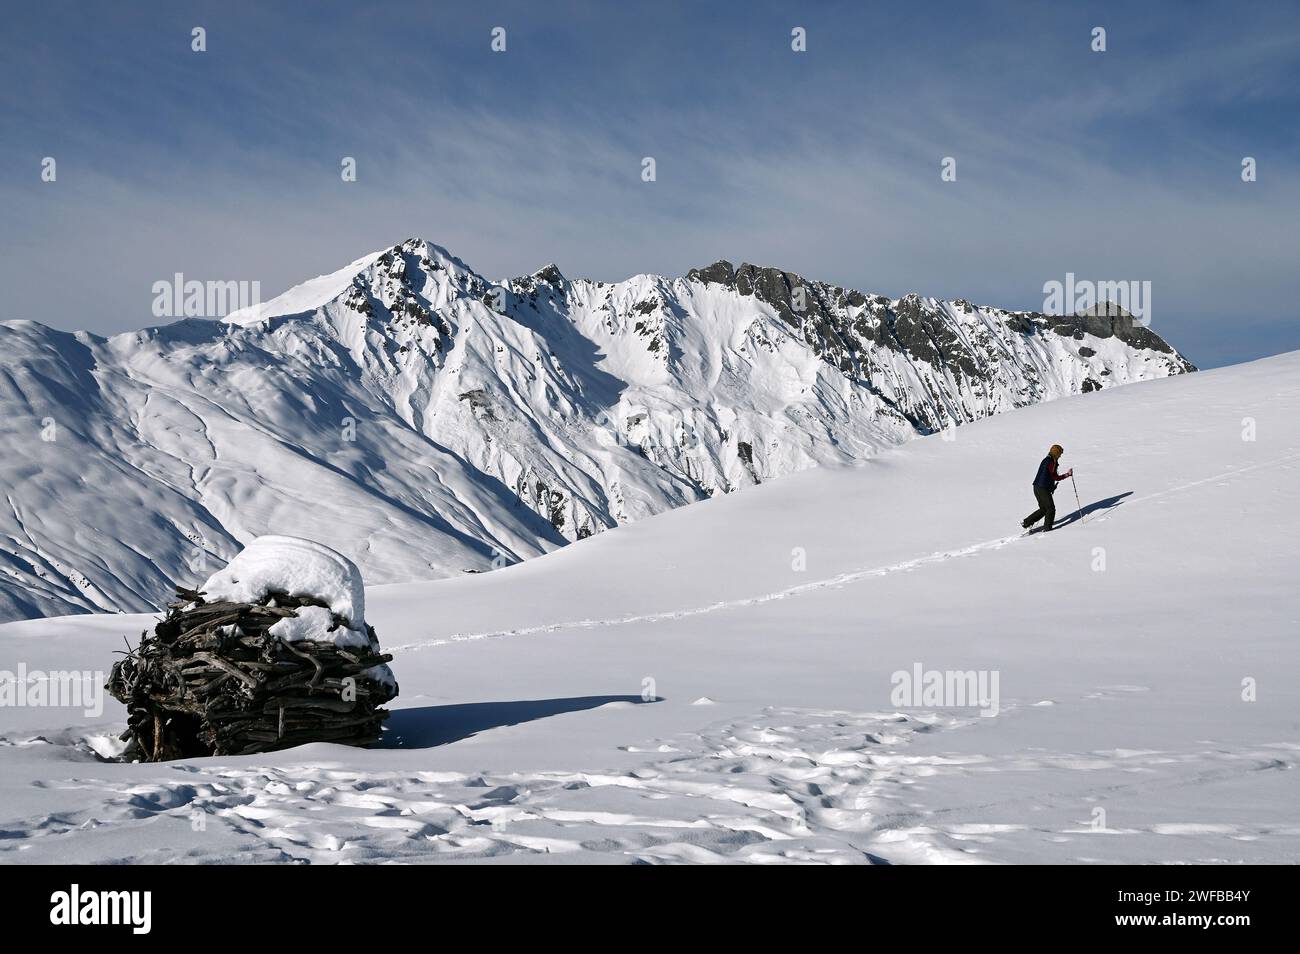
[1,708,972,864]
[389,532,1026,652]
[389,452,1300,653]
[7,706,1294,864]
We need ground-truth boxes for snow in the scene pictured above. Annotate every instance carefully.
[265,606,356,647]
[202,535,366,629]
[201,534,398,684]
[0,349,1294,864]
[202,538,390,684]
[0,238,1191,623]
[222,250,385,327]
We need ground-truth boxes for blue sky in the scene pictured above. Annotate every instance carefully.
[2,1,1297,367]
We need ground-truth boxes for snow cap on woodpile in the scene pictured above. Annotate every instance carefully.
[201,535,367,633]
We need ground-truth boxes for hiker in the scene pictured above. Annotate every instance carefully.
[1022,444,1073,532]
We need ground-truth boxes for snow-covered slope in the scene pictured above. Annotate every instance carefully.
[0,238,1192,622]
[0,350,1294,863]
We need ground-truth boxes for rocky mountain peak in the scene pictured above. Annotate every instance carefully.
[0,239,1198,621]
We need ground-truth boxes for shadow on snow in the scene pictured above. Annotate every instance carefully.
[378,695,658,749]
[1028,490,1134,533]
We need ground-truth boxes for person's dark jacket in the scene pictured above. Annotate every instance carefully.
[1033,455,1068,492]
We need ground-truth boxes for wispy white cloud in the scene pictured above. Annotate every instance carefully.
[1,0,1296,366]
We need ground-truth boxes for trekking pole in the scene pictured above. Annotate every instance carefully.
[1071,473,1084,525]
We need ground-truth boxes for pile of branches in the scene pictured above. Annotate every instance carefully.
[107,587,397,761]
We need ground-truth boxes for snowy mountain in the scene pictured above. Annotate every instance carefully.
[1,350,1293,864]
[0,238,1193,622]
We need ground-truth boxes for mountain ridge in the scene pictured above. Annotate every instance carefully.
[0,237,1194,621]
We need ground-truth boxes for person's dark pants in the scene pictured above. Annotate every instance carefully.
[1023,486,1056,531]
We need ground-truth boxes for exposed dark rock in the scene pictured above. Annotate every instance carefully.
[736,440,760,484]
[534,264,566,286]
[687,260,736,287]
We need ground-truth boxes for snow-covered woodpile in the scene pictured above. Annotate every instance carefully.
[107,537,398,761]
